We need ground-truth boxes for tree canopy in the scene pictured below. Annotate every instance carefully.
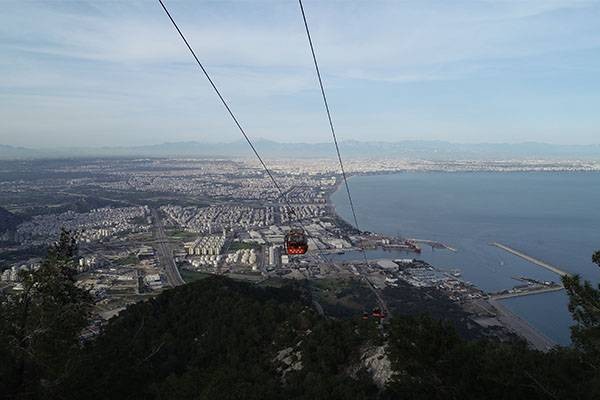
[1,232,600,399]
[0,229,92,399]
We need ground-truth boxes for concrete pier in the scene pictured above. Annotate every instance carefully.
[491,242,571,277]
[408,238,457,252]
[489,285,564,300]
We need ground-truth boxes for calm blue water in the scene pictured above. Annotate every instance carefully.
[331,172,600,345]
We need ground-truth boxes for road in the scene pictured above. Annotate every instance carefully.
[151,209,185,287]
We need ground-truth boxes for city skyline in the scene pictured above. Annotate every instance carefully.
[2,0,600,147]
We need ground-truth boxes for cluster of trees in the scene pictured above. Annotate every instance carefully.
[385,315,598,399]
[0,231,599,399]
[63,277,382,400]
[0,230,92,398]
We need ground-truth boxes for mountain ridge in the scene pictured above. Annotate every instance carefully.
[2,140,600,160]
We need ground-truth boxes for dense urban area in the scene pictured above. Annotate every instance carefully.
[1,156,599,399]
[0,157,577,344]
[4,0,600,396]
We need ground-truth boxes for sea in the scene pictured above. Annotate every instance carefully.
[330,172,600,345]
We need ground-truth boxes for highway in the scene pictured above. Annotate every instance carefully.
[152,209,185,287]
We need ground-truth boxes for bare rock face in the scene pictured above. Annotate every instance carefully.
[273,341,304,381]
[359,345,393,388]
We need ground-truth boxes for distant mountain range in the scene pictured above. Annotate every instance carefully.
[2,140,600,160]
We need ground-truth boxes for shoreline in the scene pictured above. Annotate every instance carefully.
[327,175,564,350]
[326,175,356,231]
[488,299,557,351]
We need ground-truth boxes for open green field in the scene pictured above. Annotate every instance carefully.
[180,269,213,283]
[167,229,199,241]
[310,278,378,318]
[0,245,47,265]
[114,253,138,266]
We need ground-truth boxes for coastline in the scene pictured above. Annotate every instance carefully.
[327,172,563,350]
[326,175,356,231]
[488,299,557,351]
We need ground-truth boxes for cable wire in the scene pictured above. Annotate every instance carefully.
[299,2,395,321]
[157,0,329,264]
[298,0,369,264]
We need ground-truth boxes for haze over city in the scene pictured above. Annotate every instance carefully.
[2,0,600,147]
[2,2,600,399]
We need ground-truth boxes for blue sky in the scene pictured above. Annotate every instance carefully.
[2,0,600,147]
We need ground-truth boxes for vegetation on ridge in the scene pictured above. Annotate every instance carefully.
[1,233,599,399]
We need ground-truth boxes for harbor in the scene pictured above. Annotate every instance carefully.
[488,276,564,300]
[407,238,457,252]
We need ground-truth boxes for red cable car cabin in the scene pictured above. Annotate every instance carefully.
[285,228,308,255]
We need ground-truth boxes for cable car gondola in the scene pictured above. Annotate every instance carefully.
[285,228,308,255]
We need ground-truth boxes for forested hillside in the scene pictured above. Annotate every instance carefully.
[1,233,599,399]
[62,278,599,400]
[65,277,379,400]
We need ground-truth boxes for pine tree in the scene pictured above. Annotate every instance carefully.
[562,251,600,361]
[0,229,92,399]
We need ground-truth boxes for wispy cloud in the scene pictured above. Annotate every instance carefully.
[1,0,600,146]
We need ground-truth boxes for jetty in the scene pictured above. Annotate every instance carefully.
[489,285,564,300]
[408,238,457,252]
[491,242,571,277]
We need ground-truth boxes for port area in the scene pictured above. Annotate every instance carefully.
[350,234,457,254]
[407,238,458,252]
[349,258,559,350]
[357,234,424,253]
[322,258,557,350]
[488,276,564,300]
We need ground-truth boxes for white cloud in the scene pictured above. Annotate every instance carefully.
[2,0,600,146]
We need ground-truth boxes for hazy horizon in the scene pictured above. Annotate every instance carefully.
[3,137,600,150]
[3,137,600,162]
[2,1,600,147]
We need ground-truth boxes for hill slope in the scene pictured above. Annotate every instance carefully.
[66,277,379,400]
[55,276,598,400]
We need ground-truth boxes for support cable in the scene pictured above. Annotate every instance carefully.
[157,0,329,264]
[299,1,393,321]
[298,0,369,265]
